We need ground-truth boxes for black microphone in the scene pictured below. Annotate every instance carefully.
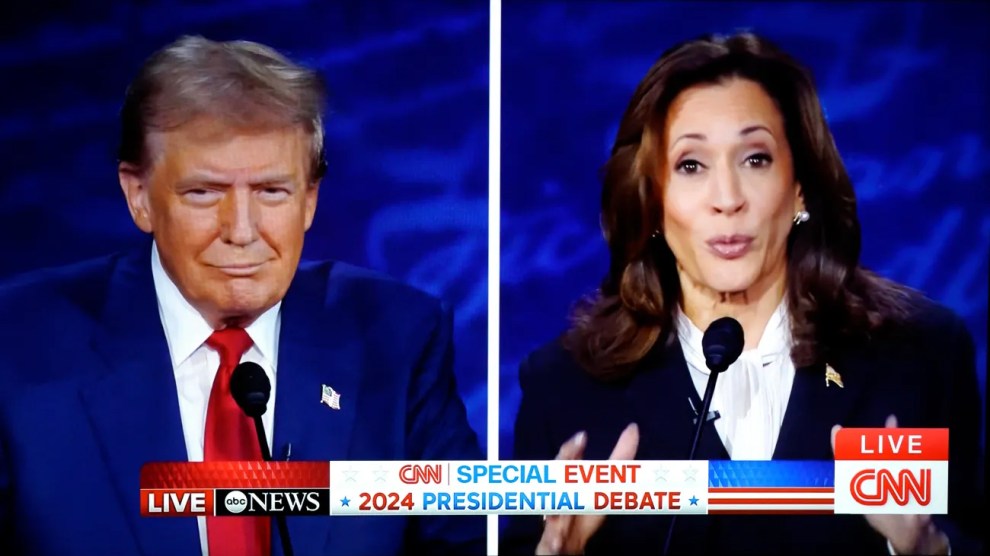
[663,316,745,556]
[690,316,744,459]
[231,362,293,556]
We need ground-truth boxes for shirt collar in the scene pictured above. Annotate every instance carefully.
[151,241,281,369]
[675,298,791,374]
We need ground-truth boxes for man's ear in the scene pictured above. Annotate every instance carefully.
[303,180,320,232]
[119,162,154,233]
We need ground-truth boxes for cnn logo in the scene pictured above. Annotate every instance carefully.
[833,428,948,515]
[399,464,443,485]
[850,468,931,506]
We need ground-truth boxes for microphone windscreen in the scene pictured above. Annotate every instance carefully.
[230,361,271,418]
[701,316,745,373]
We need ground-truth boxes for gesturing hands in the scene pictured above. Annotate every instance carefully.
[535,423,639,555]
[831,415,950,555]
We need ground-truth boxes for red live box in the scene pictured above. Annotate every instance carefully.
[141,488,214,516]
[834,428,948,461]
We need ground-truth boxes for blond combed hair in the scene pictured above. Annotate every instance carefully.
[118,35,327,180]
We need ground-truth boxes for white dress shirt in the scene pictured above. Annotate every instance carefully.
[151,242,280,556]
[676,301,795,460]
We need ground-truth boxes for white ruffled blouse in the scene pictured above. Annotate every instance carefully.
[675,301,795,460]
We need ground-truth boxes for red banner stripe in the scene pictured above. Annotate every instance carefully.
[140,462,329,489]
[708,487,834,493]
[709,509,833,515]
[708,498,835,504]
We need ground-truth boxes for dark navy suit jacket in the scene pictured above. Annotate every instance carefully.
[502,297,985,555]
[0,244,485,555]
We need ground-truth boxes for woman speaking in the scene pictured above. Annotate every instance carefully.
[502,32,983,555]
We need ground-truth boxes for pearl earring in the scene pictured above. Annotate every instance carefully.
[793,210,810,225]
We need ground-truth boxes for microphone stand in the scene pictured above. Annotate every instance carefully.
[254,416,294,556]
[662,375,721,556]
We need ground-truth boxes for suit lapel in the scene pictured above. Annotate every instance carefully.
[81,246,198,556]
[626,337,730,461]
[271,262,361,556]
[627,333,871,462]
[773,350,870,460]
[624,337,723,552]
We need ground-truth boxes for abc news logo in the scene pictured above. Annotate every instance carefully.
[141,489,330,516]
[216,489,330,516]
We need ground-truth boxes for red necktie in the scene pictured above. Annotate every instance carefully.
[204,328,270,556]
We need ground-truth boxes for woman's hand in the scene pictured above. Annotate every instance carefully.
[535,423,639,555]
[831,415,950,555]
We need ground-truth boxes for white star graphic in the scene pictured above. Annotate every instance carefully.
[343,467,358,483]
[683,466,699,482]
[373,466,388,483]
[653,466,670,482]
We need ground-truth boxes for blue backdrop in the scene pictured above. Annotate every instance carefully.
[0,1,489,450]
[500,1,989,458]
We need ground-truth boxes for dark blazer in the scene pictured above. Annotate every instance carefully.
[502,297,984,555]
[0,244,484,556]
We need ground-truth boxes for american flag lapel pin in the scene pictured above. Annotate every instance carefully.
[825,364,844,388]
[320,384,341,410]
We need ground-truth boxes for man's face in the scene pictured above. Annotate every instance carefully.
[120,117,319,327]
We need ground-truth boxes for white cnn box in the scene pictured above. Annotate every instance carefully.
[832,428,948,515]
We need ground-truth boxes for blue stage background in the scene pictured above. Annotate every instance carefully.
[500,1,989,459]
[0,1,489,450]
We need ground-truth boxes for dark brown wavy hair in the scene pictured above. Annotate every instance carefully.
[564,32,914,381]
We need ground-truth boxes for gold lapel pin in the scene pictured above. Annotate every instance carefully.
[825,364,844,388]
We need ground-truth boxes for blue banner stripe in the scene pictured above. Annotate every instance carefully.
[708,461,835,488]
